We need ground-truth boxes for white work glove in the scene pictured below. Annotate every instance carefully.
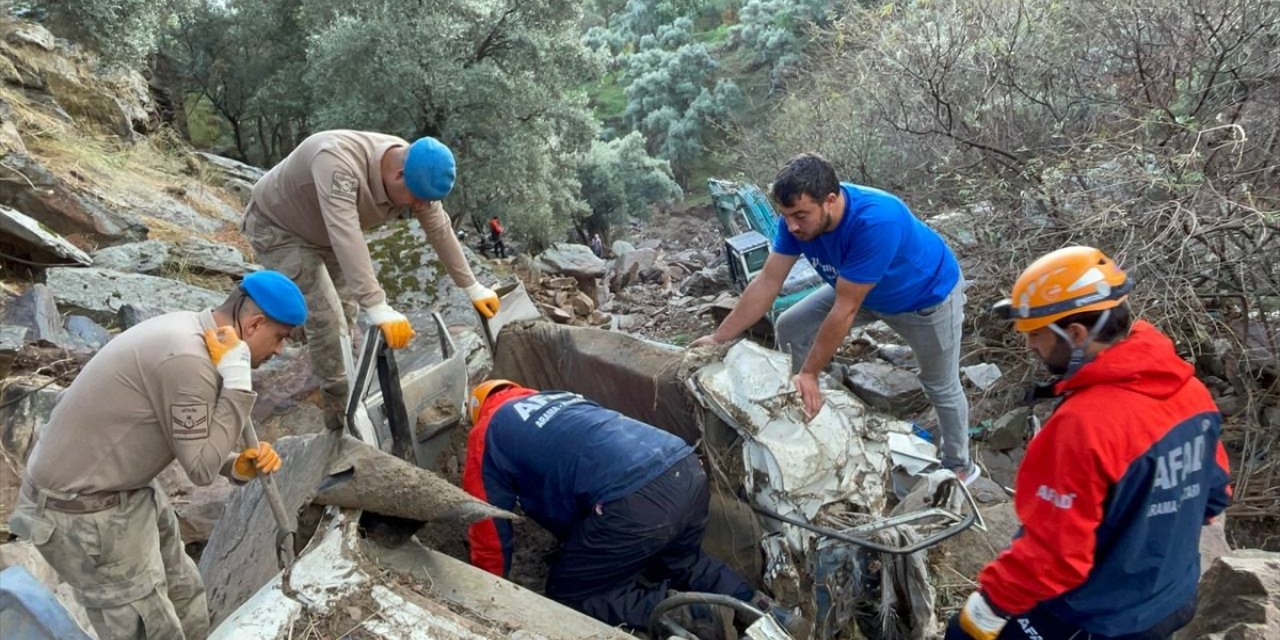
[956,591,1009,640]
[465,283,500,319]
[203,327,252,391]
[365,302,415,349]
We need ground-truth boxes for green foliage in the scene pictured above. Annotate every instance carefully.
[620,20,741,183]
[34,0,163,68]
[730,0,833,86]
[577,131,682,236]
[303,0,604,250]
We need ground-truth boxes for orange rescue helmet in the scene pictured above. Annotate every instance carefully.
[994,246,1133,333]
[469,379,518,424]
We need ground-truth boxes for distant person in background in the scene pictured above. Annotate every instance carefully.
[488,215,507,259]
[590,233,604,258]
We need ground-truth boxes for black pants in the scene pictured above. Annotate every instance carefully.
[945,600,1196,640]
[545,454,754,630]
[491,234,506,258]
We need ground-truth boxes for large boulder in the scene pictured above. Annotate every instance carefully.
[95,239,257,278]
[174,239,258,277]
[45,267,223,324]
[43,71,134,140]
[1176,551,1280,640]
[92,240,171,273]
[0,205,91,266]
[194,151,266,184]
[0,153,145,247]
[537,243,607,278]
[680,264,730,297]
[844,361,927,416]
[112,186,234,233]
[981,408,1030,452]
[2,284,66,345]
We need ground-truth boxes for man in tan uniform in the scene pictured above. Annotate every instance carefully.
[242,131,499,426]
[7,270,306,639]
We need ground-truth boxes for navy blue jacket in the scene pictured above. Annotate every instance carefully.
[463,387,693,576]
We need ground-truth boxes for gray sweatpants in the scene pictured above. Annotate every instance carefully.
[775,280,971,470]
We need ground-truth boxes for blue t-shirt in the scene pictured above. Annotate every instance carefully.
[773,183,959,314]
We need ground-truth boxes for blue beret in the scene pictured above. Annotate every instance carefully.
[404,137,456,201]
[240,270,307,327]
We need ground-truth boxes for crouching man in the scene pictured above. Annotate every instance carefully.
[463,379,767,632]
[7,270,306,639]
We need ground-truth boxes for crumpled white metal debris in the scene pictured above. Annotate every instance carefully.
[692,341,905,549]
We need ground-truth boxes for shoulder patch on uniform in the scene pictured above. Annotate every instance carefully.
[171,403,210,440]
[330,169,359,203]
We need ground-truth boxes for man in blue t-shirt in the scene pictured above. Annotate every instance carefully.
[692,152,975,480]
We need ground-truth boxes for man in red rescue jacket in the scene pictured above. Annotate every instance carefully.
[949,247,1232,640]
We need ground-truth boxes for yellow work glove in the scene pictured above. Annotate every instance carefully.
[203,327,252,391]
[364,302,415,349]
[957,592,1009,640]
[232,442,282,481]
[465,283,500,319]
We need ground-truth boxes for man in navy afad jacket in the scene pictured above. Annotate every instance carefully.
[461,380,756,630]
[949,247,1232,640]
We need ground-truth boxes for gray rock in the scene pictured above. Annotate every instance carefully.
[92,240,172,273]
[610,240,636,257]
[536,243,607,279]
[0,153,146,245]
[610,247,659,291]
[113,187,225,233]
[5,22,57,51]
[116,303,165,330]
[367,218,497,334]
[1214,392,1245,418]
[2,283,65,344]
[615,247,658,278]
[176,483,234,549]
[976,449,1017,488]
[983,407,1030,451]
[45,267,223,324]
[173,238,258,277]
[0,205,91,265]
[63,315,109,351]
[0,375,63,465]
[679,264,730,297]
[0,325,24,351]
[1175,551,1280,640]
[0,324,24,377]
[93,239,256,278]
[193,151,266,184]
[877,344,917,369]
[844,361,926,415]
[637,239,661,251]
[223,177,255,207]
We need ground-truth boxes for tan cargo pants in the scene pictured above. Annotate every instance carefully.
[7,482,208,639]
[243,209,357,421]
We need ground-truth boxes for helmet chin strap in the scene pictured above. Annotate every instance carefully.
[1047,307,1112,380]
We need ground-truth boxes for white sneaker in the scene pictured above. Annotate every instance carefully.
[956,463,982,487]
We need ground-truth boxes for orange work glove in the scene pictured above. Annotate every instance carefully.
[203,327,252,391]
[465,283,501,319]
[364,303,415,349]
[232,442,282,481]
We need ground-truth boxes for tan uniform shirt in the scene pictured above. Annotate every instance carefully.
[247,129,477,308]
[25,311,253,494]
